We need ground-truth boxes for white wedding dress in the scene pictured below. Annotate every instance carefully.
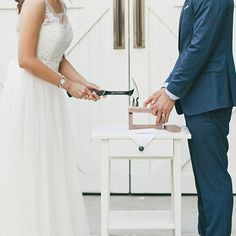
[0,1,90,235]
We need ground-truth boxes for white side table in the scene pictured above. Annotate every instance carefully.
[91,125,191,236]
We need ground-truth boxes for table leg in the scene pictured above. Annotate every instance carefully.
[173,139,182,236]
[101,140,110,236]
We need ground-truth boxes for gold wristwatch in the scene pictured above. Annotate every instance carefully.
[58,74,66,88]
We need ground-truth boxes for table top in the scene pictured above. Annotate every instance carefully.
[91,124,191,140]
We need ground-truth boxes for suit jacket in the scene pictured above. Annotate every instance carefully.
[166,0,236,116]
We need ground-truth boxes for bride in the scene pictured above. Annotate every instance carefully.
[0,0,101,235]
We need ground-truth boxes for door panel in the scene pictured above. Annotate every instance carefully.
[66,0,130,193]
[0,5,18,90]
[130,0,191,193]
[130,0,236,193]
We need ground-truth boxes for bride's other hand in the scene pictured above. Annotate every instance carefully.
[84,82,102,101]
[65,81,93,100]
[58,58,102,101]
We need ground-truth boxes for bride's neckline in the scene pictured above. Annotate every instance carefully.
[46,0,65,15]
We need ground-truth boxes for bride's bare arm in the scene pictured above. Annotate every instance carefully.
[18,0,64,87]
[18,0,92,99]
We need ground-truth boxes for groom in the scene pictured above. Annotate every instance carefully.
[144,0,236,235]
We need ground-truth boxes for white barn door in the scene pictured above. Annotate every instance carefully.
[130,0,236,194]
[66,0,236,194]
[0,0,131,194]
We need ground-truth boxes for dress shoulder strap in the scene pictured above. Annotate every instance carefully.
[44,0,66,14]
[44,0,51,15]
[43,0,68,27]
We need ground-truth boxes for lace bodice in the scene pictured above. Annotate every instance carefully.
[36,0,73,71]
[44,0,68,26]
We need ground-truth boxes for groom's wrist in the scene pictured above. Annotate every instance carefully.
[165,88,179,101]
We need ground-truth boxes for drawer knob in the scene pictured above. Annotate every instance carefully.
[138,146,144,152]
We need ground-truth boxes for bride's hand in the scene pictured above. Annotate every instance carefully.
[84,82,102,101]
[66,81,93,100]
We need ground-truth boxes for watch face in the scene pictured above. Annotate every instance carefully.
[62,78,66,84]
[60,78,66,86]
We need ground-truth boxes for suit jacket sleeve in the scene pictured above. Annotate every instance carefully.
[166,0,227,98]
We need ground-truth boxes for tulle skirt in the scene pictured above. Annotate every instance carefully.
[0,60,90,236]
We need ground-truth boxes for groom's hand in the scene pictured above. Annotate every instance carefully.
[144,88,165,113]
[144,88,175,125]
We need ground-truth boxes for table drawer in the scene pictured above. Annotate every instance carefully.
[109,139,173,157]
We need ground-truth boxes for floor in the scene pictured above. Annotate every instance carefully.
[84,195,236,236]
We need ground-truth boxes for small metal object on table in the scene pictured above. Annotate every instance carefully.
[91,125,191,236]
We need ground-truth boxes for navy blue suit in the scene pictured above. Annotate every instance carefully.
[166,0,236,235]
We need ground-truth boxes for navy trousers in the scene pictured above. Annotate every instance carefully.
[185,108,233,236]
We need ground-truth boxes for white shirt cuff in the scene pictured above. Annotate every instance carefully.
[163,82,169,88]
[163,82,179,100]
